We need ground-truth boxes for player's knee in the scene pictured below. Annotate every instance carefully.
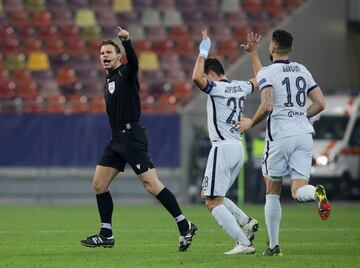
[92,179,108,194]
[204,198,221,212]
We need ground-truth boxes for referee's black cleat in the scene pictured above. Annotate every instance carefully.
[80,234,115,248]
[178,222,198,252]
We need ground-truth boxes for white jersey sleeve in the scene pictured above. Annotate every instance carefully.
[256,61,316,141]
[204,79,253,142]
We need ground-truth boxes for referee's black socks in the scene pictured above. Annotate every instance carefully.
[96,191,113,237]
[156,187,190,235]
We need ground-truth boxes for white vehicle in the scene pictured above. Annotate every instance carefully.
[311,94,360,199]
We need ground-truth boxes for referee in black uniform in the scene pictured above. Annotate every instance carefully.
[80,27,197,251]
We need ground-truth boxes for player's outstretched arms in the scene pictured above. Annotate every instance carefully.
[192,30,211,90]
[307,87,326,118]
[241,32,262,88]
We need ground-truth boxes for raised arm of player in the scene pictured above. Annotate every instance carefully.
[307,87,326,118]
[192,30,211,90]
[236,86,273,133]
[241,32,262,87]
[117,26,139,74]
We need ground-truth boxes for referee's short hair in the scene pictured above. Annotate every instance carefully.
[100,40,121,54]
[204,57,225,76]
[272,29,293,55]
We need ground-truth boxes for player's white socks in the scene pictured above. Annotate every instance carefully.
[295,185,316,202]
[212,204,251,246]
[265,195,281,249]
[222,197,249,226]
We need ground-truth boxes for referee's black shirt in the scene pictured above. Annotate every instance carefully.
[103,40,141,130]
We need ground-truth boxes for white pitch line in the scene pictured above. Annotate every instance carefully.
[0,227,356,234]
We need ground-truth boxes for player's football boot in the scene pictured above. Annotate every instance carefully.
[242,218,259,241]
[224,242,255,255]
[178,221,198,252]
[315,184,331,220]
[80,234,114,248]
[262,245,283,256]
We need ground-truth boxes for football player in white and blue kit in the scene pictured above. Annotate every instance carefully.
[238,29,331,256]
[192,30,262,255]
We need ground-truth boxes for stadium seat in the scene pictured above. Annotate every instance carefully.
[27,51,50,71]
[74,9,97,28]
[10,10,30,28]
[133,0,153,11]
[22,95,45,113]
[46,95,66,113]
[97,8,117,28]
[0,80,16,99]
[59,25,80,41]
[220,0,241,12]
[80,25,101,42]
[38,80,61,97]
[89,95,105,113]
[4,0,24,12]
[6,54,26,71]
[69,94,89,113]
[146,25,167,41]
[1,35,21,54]
[168,25,190,42]
[141,9,161,26]
[139,51,160,71]
[157,94,177,113]
[44,38,65,56]
[133,39,152,53]
[17,81,38,98]
[26,0,46,12]
[155,0,175,10]
[56,68,77,87]
[116,11,138,26]
[91,0,111,12]
[162,10,183,26]
[127,24,145,40]
[113,0,133,13]
[152,39,174,54]
[68,0,89,10]
[52,9,73,27]
[173,39,195,56]
[66,38,86,55]
[12,68,32,87]
[23,37,43,54]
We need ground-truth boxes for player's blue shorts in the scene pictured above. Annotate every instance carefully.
[262,134,313,180]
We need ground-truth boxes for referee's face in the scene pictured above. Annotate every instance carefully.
[100,44,121,72]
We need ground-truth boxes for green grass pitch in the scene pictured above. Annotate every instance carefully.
[1,203,360,267]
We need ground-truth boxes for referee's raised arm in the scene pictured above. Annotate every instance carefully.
[117,26,139,74]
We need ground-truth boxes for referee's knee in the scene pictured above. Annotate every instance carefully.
[92,180,108,194]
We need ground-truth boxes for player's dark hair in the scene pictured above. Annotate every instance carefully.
[272,29,293,55]
[204,57,225,75]
[100,40,121,54]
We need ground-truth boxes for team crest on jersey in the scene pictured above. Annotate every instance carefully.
[108,81,115,94]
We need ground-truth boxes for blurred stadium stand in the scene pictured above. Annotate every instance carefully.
[0,0,306,114]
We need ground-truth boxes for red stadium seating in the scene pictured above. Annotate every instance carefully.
[0,0,305,114]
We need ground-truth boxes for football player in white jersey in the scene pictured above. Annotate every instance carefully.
[237,29,331,256]
[192,30,262,255]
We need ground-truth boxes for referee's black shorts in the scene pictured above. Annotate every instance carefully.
[98,122,155,175]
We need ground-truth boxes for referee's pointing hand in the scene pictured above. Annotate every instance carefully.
[117,26,129,41]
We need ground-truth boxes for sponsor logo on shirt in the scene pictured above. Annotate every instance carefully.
[258,78,266,86]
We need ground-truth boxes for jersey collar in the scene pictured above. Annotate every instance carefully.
[272,60,291,64]
[219,79,231,83]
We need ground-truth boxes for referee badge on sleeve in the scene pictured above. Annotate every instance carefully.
[108,81,115,94]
